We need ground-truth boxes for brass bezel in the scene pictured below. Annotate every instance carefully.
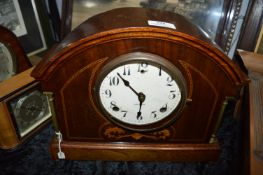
[94,52,187,132]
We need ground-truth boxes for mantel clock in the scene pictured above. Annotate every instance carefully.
[0,68,51,150]
[32,8,248,161]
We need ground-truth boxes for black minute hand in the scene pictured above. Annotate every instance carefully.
[117,73,146,120]
[117,73,139,96]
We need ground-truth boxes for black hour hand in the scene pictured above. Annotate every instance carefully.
[137,111,142,120]
[136,93,145,120]
[117,73,139,96]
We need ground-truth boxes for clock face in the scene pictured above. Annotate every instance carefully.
[8,88,51,138]
[96,52,187,131]
[0,42,16,82]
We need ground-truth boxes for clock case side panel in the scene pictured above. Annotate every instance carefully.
[47,57,110,141]
[0,102,20,149]
[0,26,32,74]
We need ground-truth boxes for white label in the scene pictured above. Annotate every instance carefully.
[148,20,176,29]
[57,151,66,159]
[55,131,65,159]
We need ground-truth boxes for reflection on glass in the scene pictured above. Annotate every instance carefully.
[72,0,224,41]
[0,42,16,82]
[9,89,51,138]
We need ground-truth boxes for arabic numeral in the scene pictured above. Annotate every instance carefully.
[121,110,128,117]
[138,62,148,73]
[104,89,112,98]
[109,76,119,86]
[110,101,119,111]
[151,111,157,118]
[160,104,168,113]
[166,76,173,86]
[168,90,176,99]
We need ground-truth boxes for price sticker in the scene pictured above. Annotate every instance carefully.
[148,20,176,29]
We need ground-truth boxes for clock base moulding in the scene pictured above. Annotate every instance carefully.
[50,140,220,161]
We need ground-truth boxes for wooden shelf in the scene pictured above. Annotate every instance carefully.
[238,50,263,175]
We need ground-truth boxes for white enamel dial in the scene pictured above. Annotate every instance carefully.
[98,59,183,127]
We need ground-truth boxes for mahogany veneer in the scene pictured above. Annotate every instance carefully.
[32,8,249,161]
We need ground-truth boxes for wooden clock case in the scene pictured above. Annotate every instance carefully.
[0,68,51,151]
[32,8,249,161]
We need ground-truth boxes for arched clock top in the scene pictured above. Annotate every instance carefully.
[31,7,248,87]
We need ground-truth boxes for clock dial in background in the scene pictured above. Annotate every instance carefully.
[8,89,51,138]
[0,42,16,82]
[0,26,32,83]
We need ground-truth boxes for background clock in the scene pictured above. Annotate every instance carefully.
[0,68,51,150]
[0,42,16,81]
[96,52,187,132]
[8,86,50,138]
[32,7,248,161]
[0,26,31,82]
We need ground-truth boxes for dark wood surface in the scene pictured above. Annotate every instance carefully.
[238,50,263,175]
[60,0,73,40]
[215,0,242,53]
[0,26,32,73]
[238,0,263,51]
[32,7,249,161]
